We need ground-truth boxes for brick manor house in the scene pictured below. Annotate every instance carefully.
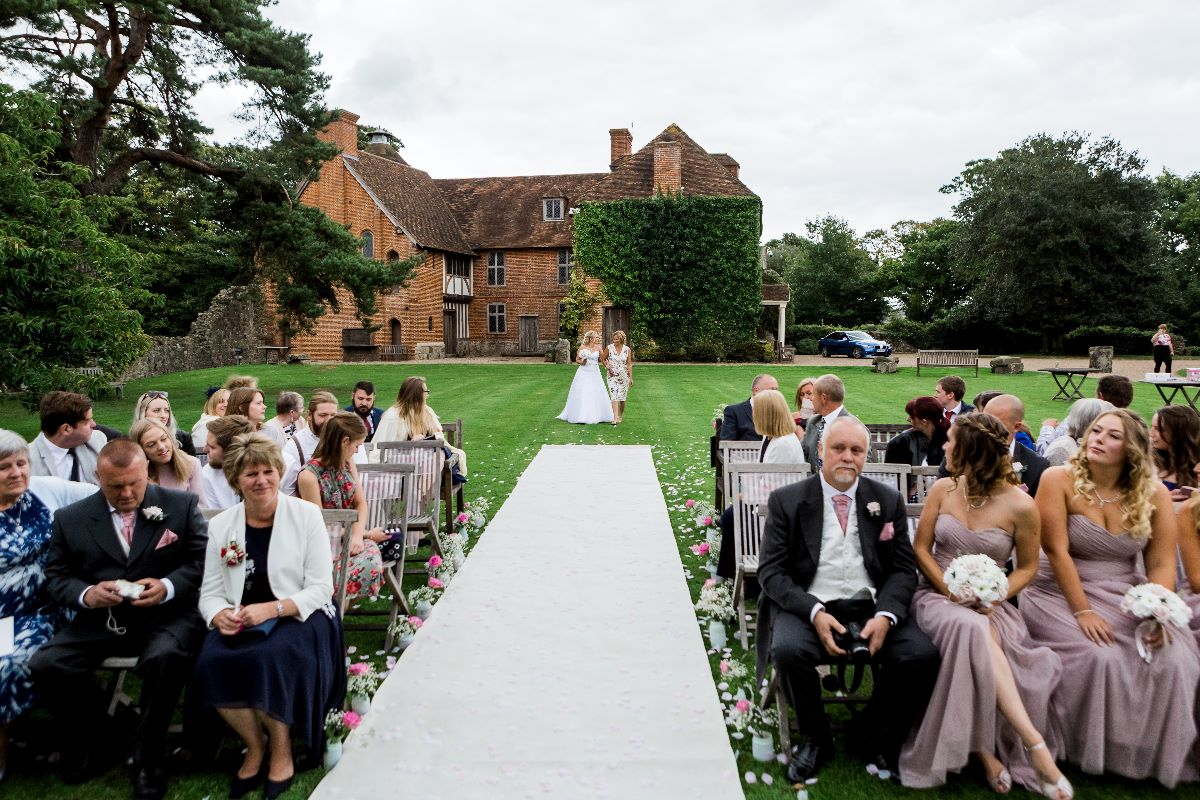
[273,111,758,360]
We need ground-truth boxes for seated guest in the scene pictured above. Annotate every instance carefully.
[1096,374,1133,408]
[885,396,949,468]
[980,394,1049,496]
[756,417,940,782]
[201,415,257,510]
[900,414,1068,796]
[801,374,856,466]
[972,390,1002,412]
[281,391,341,496]
[1021,409,1199,788]
[194,433,344,800]
[227,387,267,430]
[933,375,974,422]
[715,389,806,580]
[1150,405,1200,499]
[190,388,228,449]
[0,430,98,782]
[132,390,196,456]
[346,381,384,442]
[222,375,258,391]
[30,440,207,800]
[1174,465,1200,644]
[298,413,386,601]
[719,374,779,441]
[1042,399,1113,466]
[375,377,467,476]
[130,419,202,496]
[260,391,305,447]
[27,391,108,485]
[793,378,816,427]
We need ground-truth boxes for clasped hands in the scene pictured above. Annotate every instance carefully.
[813,610,890,657]
[84,578,166,608]
[213,603,277,636]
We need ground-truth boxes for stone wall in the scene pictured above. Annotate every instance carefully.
[455,338,560,357]
[121,287,268,380]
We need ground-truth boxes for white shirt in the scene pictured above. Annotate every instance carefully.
[42,437,75,480]
[763,434,806,465]
[947,401,965,420]
[281,427,320,496]
[200,464,241,511]
[78,503,176,607]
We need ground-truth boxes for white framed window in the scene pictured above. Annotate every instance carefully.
[361,230,374,259]
[557,249,572,284]
[543,198,564,221]
[487,252,505,286]
[488,303,507,334]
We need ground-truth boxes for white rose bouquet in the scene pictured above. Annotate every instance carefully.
[1120,582,1193,663]
[943,553,1008,610]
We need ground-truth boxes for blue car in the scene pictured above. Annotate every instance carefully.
[818,330,892,359]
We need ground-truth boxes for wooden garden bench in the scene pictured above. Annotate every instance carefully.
[916,349,979,377]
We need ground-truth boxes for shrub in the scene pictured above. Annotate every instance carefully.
[1062,325,1166,356]
[792,338,820,356]
[725,339,773,363]
[685,340,724,362]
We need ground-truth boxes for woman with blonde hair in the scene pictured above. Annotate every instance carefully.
[558,331,613,424]
[132,390,196,455]
[793,378,816,426]
[1021,409,1199,788]
[374,377,468,475]
[191,388,229,449]
[901,413,1067,797]
[601,330,633,424]
[130,419,202,496]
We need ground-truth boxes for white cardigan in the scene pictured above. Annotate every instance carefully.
[198,492,334,625]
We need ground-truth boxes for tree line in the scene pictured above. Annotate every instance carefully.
[767,133,1200,355]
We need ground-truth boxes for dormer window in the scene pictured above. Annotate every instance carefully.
[543,198,564,221]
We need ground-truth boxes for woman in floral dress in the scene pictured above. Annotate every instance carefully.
[602,330,633,424]
[297,414,384,604]
[0,430,96,781]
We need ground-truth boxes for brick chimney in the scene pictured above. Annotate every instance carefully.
[609,128,632,168]
[712,153,740,179]
[653,140,682,194]
[318,109,360,154]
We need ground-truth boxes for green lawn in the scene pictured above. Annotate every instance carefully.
[1,362,1196,799]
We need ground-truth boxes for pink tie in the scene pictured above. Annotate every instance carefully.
[120,510,136,545]
[832,494,850,534]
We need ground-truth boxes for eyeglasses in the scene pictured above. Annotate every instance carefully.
[144,391,169,400]
[423,389,430,395]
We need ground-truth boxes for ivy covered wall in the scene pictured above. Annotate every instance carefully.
[572,194,763,352]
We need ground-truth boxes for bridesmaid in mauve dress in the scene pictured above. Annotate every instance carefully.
[1021,409,1200,789]
[1171,461,1200,646]
[900,413,1069,798]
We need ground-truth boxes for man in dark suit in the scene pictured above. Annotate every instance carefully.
[757,417,939,782]
[984,394,1050,497]
[31,439,208,800]
[800,374,857,466]
[933,375,974,423]
[347,380,384,442]
[719,373,778,441]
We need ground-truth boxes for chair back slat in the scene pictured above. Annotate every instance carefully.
[321,508,359,616]
[911,466,943,502]
[442,418,464,450]
[906,503,925,542]
[358,463,415,535]
[375,440,444,514]
[729,463,811,569]
[861,463,911,496]
[719,440,766,512]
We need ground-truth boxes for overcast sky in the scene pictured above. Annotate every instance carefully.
[197,0,1200,242]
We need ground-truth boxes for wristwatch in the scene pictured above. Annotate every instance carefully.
[275,600,285,618]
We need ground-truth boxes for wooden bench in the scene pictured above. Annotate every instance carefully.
[72,366,126,399]
[379,344,407,361]
[916,349,979,377]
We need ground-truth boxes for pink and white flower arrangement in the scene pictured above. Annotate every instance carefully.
[407,585,441,608]
[325,709,362,742]
[347,662,382,697]
[695,583,734,621]
[719,659,749,681]
[727,700,778,737]
[943,553,1008,609]
[425,553,455,584]
[687,499,718,529]
[690,540,712,559]
[389,615,424,642]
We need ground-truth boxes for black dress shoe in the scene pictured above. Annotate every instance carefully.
[229,760,269,799]
[132,767,168,800]
[61,751,111,786]
[785,739,834,783]
[264,773,294,799]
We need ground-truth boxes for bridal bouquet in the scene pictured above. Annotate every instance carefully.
[943,554,1008,609]
[695,581,734,621]
[1120,582,1193,663]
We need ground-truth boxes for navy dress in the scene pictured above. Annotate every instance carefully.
[0,491,69,723]
[192,523,345,749]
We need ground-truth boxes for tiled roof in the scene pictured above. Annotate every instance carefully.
[579,124,757,202]
[434,174,605,250]
[344,152,475,256]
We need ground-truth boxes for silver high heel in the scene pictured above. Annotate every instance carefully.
[1025,741,1073,800]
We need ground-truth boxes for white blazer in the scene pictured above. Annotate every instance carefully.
[199,492,334,625]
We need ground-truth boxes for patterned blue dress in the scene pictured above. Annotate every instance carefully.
[0,490,70,723]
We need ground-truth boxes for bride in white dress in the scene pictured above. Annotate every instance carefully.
[558,331,614,424]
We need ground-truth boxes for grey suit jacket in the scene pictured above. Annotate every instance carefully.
[28,430,108,486]
[800,407,857,465]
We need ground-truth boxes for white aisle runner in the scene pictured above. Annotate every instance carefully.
[311,444,743,800]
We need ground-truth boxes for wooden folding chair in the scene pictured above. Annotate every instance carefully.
[912,466,942,502]
[906,503,925,542]
[374,440,445,558]
[729,462,811,649]
[716,439,764,511]
[861,463,911,496]
[323,508,361,617]
[440,418,466,532]
[358,462,416,648]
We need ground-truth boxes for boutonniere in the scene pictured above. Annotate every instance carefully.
[1011,461,1026,476]
[866,501,881,518]
[142,506,165,522]
[220,540,246,567]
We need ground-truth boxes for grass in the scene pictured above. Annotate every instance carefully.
[1,362,1196,800]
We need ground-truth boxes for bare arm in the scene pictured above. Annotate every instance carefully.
[1143,484,1179,589]
[296,470,322,507]
[1178,500,1200,593]
[913,479,949,594]
[1007,489,1041,597]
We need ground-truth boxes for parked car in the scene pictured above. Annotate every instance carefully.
[818,330,892,358]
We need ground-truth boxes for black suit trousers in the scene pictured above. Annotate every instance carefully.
[770,604,939,762]
[30,615,203,769]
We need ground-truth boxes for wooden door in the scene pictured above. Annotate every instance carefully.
[518,315,539,354]
[602,307,631,347]
[442,311,457,355]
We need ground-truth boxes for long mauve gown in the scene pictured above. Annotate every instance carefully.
[900,515,1063,790]
[1021,514,1200,788]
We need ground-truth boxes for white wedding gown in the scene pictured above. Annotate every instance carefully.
[557,348,614,424]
